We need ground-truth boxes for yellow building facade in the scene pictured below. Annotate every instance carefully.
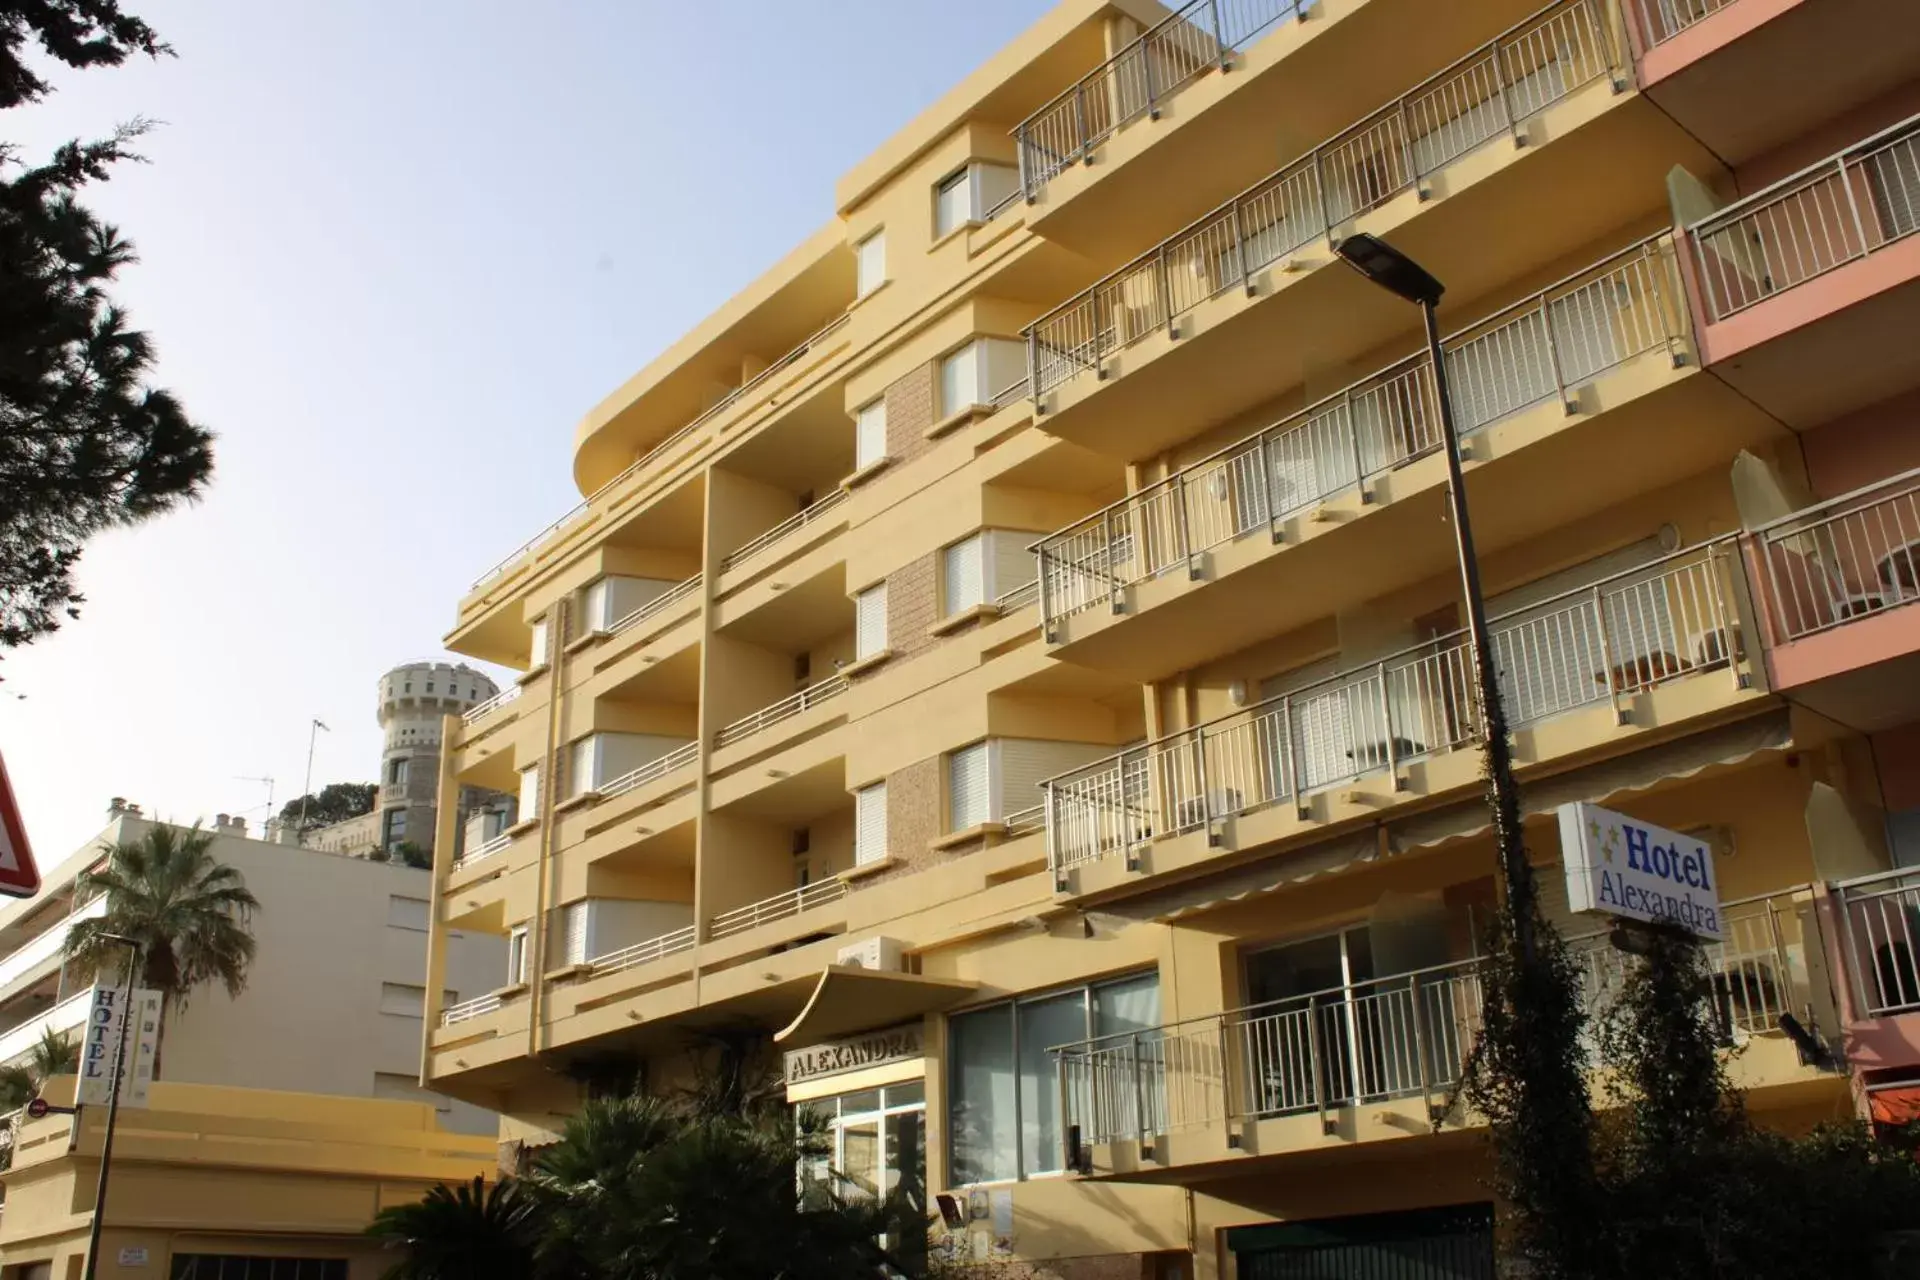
[424,0,1920,1274]
[0,1079,494,1279]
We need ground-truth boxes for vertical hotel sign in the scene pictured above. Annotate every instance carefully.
[1557,801,1723,942]
[77,985,162,1108]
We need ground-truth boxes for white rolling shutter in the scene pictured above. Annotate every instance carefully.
[949,742,992,830]
[856,583,889,659]
[856,231,887,297]
[855,399,887,469]
[562,901,590,966]
[517,764,542,821]
[943,535,986,614]
[936,170,972,236]
[507,927,529,984]
[940,342,981,417]
[529,618,549,668]
[855,782,889,866]
[570,736,600,796]
[583,580,611,631]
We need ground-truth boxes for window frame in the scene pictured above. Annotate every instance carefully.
[506,925,530,985]
[854,781,889,867]
[854,397,888,470]
[855,229,887,298]
[855,581,889,660]
[946,740,993,831]
[934,167,973,238]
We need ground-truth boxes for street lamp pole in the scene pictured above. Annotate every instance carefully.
[81,934,142,1280]
[1334,233,1537,961]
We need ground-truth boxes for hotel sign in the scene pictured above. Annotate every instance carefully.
[1557,801,1723,942]
[783,1024,923,1086]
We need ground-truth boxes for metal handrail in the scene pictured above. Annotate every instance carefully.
[1043,536,1743,871]
[452,831,513,873]
[1023,0,1621,397]
[1032,234,1681,628]
[598,743,700,801]
[995,579,1040,613]
[1688,112,1920,321]
[714,674,850,749]
[1836,868,1920,1017]
[1629,0,1735,45]
[1752,469,1920,644]
[709,877,850,939]
[469,314,853,591]
[440,992,506,1026]
[1003,805,1046,836]
[609,574,703,638]
[720,489,849,573]
[461,683,523,726]
[586,925,697,977]
[1014,0,1305,198]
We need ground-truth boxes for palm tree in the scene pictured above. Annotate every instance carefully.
[367,1175,540,1280]
[63,823,260,1077]
[0,1027,79,1110]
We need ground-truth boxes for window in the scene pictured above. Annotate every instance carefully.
[562,900,590,966]
[570,736,600,797]
[938,343,980,419]
[170,1256,348,1280]
[507,926,529,985]
[386,895,429,931]
[856,230,887,298]
[518,764,541,823]
[948,741,991,830]
[938,338,1027,417]
[529,617,550,669]
[379,982,427,1017]
[935,169,972,237]
[942,534,986,614]
[854,398,887,470]
[387,758,409,786]
[425,681,435,693]
[381,808,407,849]
[947,972,1159,1183]
[854,782,888,866]
[799,1081,926,1213]
[855,582,889,660]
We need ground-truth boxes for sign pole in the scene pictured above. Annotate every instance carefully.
[81,939,140,1280]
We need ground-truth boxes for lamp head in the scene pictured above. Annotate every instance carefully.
[1334,233,1445,307]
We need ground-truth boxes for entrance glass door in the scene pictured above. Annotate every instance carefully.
[1242,928,1377,1115]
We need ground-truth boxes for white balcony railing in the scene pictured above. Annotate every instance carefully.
[469,315,851,591]
[585,925,697,978]
[1024,0,1623,398]
[994,579,1040,614]
[1055,886,1821,1148]
[720,491,849,574]
[439,992,506,1027]
[598,743,700,802]
[1628,0,1736,46]
[709,878,849,941]
[0,991,92,1066]
[1033,238,1684,632]
[0,897,103,997]
[714,675,850,750]
[1015,0,1304,199]
[452,830,514,874]
[461,683,522,727]
[1751,466,1920,644]
[609,574,703,639]
[1689,112,1920,322]
[1837,867,1920,1018]
[1043,539,1744,872]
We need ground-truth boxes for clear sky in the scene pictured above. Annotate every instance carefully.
[0,0,1054,862]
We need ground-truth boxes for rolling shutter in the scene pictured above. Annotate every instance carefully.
[855,782,889,866]
[944,536,986,614]
[855,400,887,469]
[856,583,889,659]
[562,901,590,966]
[949,742,992,830]
[517,764,541,821]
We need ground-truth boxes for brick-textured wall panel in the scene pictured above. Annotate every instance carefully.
[886,553,939,662]
[1047,1255,1154,1280]
[871,756,941,886]
[884,363,936,470]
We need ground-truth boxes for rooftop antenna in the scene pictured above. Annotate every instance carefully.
[295,719,330,837]
[233,774,275,818]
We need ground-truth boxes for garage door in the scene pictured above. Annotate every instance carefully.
[1228,1203,1495,1279]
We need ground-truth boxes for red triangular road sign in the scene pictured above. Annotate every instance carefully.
[0,751,43,899]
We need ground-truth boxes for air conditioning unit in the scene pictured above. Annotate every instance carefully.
[836,937,906,973]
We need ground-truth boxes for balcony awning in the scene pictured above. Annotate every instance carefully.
[1869,1083,1920,1126]
[1127,710,1793,924]
[774,965,977,1048]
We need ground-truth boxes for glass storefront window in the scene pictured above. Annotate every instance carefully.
[798,1081,927,1211]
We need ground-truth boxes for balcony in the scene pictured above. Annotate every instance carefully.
[714,674,849,751]
[1748,468,1920,728]
[0,992,91,1066]
[584,925,697,979]
[1685,114,1920,425]
[1054,885,1826,1174]
[0,896,102,1001]
[718,489,848,576]
[459,683,523,743]
[1043,539,1750,879]
[451,830,513,876]
[709,878,850,942]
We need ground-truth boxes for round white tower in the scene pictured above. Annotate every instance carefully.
[374,662,499,855]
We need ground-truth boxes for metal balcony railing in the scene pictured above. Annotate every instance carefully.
[1751,466,1920,644]
[452,831,514,873]
[714,674,850,749]
[1837,867,1920,1018]
[1042,538,1743,872]
[1024,0,1623,399]
[1033,237,1684,631]
[609,574,702,638]
[1628,0,1736,45]
[1002,805,1046,837]
[470,315,851,591]
[995,578,1040,614]
[720,490,849,573]
[709,877,849,940]
[1689,113,1920,322]
[586,925,697,978]
[440,992,507,1027]
[461,683,522,727]
[597,743,700,802]
[1015,0,1304,199]
[1055,886,1821,1148]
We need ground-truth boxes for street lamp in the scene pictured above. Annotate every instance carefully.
[81,932,142,1280]
[1333,233,1537,960]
